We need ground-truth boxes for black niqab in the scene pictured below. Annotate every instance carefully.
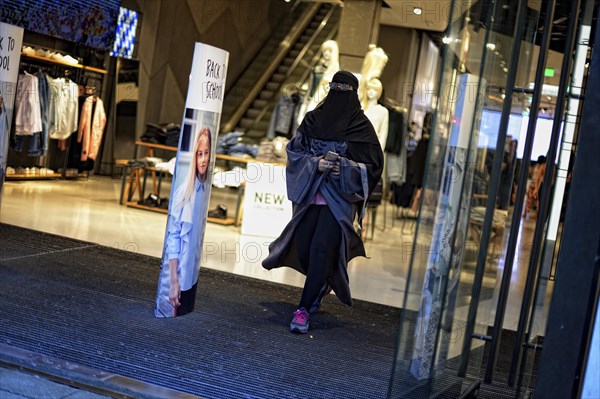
[297,70,384,194]
[298,71,377,143]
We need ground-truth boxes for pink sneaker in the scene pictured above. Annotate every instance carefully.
[290,308,310,334]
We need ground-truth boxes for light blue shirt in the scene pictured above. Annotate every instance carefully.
[166,177,206,291]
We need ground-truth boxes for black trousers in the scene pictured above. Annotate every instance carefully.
[295,205,342,310]
[176,281,198,316]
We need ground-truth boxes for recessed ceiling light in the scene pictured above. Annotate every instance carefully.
[503,67,509,73]
[486,43,496,51]
[442,36,452,44]
[413,7,422,15]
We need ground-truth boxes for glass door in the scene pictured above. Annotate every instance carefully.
[515,0,594,395]
[387,0,539,397]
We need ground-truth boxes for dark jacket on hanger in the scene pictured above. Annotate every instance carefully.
[408,137,429,187]
[267,93,302,139]
[383,105,406,154]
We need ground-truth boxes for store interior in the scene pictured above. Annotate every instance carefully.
[0,0,569,338]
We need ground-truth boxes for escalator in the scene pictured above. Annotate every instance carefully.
[221,1,341,140]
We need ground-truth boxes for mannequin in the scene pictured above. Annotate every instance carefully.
[297,40,340,123]
[363,78,388,222]
[359,45,389,109]
[362,78,389,149]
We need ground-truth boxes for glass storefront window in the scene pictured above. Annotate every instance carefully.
[388,1,539,397]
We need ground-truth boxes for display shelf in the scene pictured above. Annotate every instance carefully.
[123,142,259,227]
[6,173,62,180]
[20,52,108,74]
[215,153,285,166]
[207,217,235,226]
[126,202,168,214]
[134,141,177,152]
[64,172,90,179]
[125,201,235,225]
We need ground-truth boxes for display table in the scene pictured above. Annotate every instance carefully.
[120,142,285,227]
[120,141,176,213]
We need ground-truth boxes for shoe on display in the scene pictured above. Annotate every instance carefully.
[22,46,35,55]
[290,308,310,334]
[309,284,332,314]
[158,198,169,210]
[50,53,64,61]
[6,167,15,175]
[62,55,79,65]
[138,193,160,207]
[207,204,227,219]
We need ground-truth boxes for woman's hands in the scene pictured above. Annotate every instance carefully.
[318,158,339,174]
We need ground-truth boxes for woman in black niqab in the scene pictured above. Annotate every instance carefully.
[299,70,383,193]
[262,70,384,334]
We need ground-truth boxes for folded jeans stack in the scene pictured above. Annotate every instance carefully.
[140,123,181,145]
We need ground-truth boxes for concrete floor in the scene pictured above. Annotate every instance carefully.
[0,367,109,399]
[0,176,553,340]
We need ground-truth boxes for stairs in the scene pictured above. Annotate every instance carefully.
[221,2,341,141]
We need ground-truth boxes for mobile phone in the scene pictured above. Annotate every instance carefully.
[324,151,339,161]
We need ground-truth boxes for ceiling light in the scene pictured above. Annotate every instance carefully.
[413,7,422,15]
[501,94,506,99]
[442,36,452,44]
[486,43,496,51]
[503,67,509,73]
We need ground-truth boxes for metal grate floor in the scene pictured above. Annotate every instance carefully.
[0,224,400,399]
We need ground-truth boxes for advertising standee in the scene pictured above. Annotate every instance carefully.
[0,22,24,205]
[154,43,229,318]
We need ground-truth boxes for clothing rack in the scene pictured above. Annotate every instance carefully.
[6,51,108,181]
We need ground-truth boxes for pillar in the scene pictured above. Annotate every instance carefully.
[337,0,382,72]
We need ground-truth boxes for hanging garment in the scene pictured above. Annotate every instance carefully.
[382,105,408,185]
[267,93,303,139]
[78,96,106,161]
[383,105,406,154]
[363,103,389,150]
[14,73,42,135]
[23,72,50,157]
[48,78,79,140]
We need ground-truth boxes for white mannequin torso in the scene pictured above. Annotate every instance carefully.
[364,100,389,150]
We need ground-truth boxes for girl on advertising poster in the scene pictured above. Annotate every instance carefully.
[155,126,212,317]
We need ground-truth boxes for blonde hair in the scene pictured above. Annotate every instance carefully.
[359,45,388,108]
[180,127,212,206]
